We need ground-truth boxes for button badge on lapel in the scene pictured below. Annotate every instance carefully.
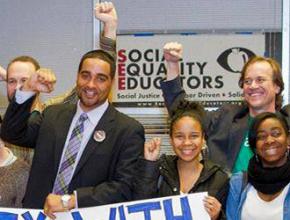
[94,130,106,142]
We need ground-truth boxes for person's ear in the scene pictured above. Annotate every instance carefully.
[287,135,290,148]
[274,83,281,95]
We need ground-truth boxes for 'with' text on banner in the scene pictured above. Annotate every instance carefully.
[0,192,210,220]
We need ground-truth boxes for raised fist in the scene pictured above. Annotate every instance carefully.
[23,68,56,93]
[163,42,183,63]
[144,138,161,161]
[94,1,117,24]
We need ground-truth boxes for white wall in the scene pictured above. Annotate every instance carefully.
[0,0,283,111]
[0,0,94,110]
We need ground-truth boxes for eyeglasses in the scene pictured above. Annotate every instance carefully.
[242,76,272,86]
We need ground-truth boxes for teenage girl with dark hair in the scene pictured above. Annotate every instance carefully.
[134,101,229,220]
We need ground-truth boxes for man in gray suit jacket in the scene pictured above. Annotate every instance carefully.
[0,4,144,218]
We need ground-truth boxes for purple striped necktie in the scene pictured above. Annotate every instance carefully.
[52,112,88,194]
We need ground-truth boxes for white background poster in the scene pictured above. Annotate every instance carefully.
[112,34,265,108]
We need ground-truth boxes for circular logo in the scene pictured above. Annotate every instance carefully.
[217,47,255,73]
[94,130,106,142]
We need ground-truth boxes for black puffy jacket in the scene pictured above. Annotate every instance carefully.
[133,154,230,219]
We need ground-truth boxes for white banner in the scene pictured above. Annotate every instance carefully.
[0,193,209,220]
[113,34,265,108]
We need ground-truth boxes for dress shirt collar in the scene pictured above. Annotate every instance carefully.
[75,100,109,126]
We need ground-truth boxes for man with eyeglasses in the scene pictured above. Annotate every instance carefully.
[160,42,289,173]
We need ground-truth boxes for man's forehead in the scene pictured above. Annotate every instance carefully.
[80,58,111,73]
[84,57,110,66]
[245,61,273,77]
[9,61,36,69]
[7,61,36,77]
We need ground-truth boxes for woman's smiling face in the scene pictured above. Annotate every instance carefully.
[256,118,290,167]
[170,116,205,163]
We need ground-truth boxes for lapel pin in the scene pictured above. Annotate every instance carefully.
[94,130,106,142]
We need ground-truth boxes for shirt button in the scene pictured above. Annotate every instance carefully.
[173,187,178,192]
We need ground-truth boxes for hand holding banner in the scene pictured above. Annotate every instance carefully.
[0,192,210,220]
